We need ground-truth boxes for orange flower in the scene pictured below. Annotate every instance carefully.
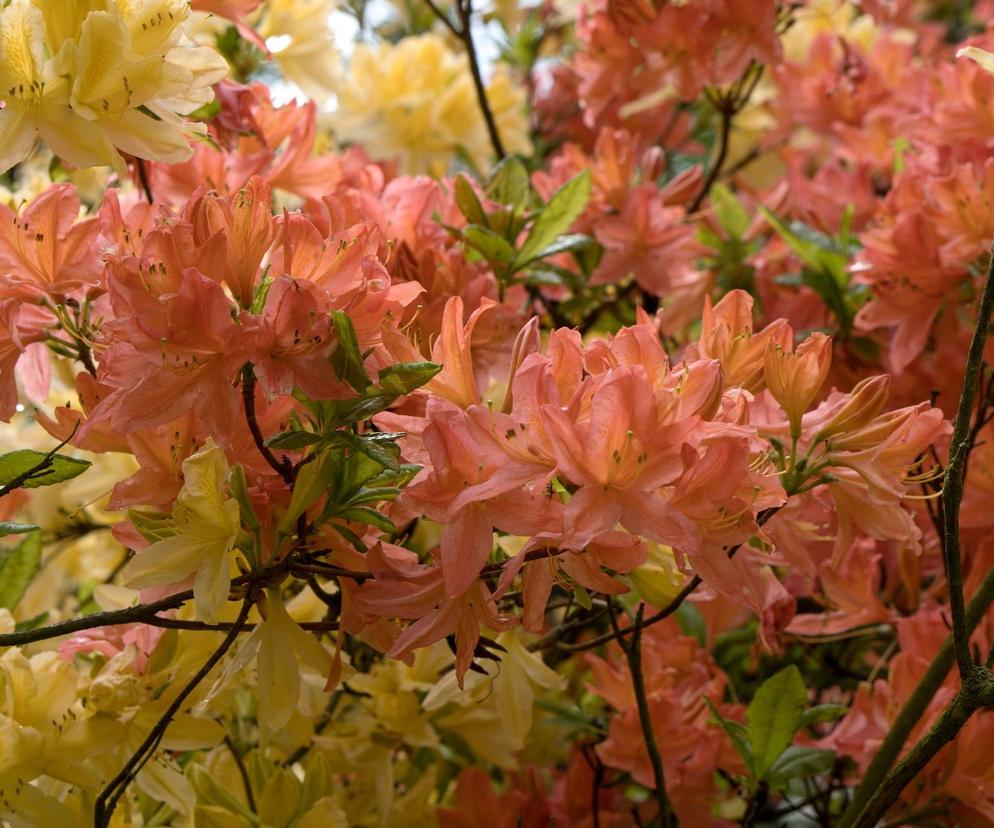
[763,331,832,437]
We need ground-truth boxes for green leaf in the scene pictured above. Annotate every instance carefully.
[229,464,261,531]
[463,224,516,265]
[0,530,42,609]
[336,506,396,533]
[329,311,370,392]
[746,665,808,778]
[710,183,751,238]
[767,746,835,789]
[454,175,488,226]
[675,602,707,648]
[189,765,259,823]
[704,698,754,774]
[761,208,848,285]
[515,233,594,269]
[333,431,400,472]
[0,449,91,491]
[332,523,368,552]
[799,704,849,729]
[279,451,338,534]
[377,361,442,396]
[250,274,274,314]
[265,431,322,451]
[573,583,592,610]
[0,522,41,535]
[486,156,530,210]
[514,171,592,270]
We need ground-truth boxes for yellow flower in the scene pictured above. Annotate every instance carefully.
[0,636,86,826]
[0,0,228,175]
[626,543,686,607]
[253,0,339,102]
[958,45,994,76]
[124,440,240,622]
[423,629,563,758]
[333,33,530,175]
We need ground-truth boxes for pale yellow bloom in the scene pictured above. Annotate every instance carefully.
[0,642,87,826]
[423,628,564,759]
[626,543,685,607]
[124,439,240,622]
[253,0,339,102]
[780,0,884,63]
[958,45,994,76]
[0,0,228,175]
[333,33,531,175]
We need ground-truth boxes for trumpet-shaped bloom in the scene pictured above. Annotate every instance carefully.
[0,0,228,174]
[764,331,832,436]
[123,440,240,622]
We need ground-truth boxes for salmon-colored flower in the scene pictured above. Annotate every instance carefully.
[764,330,832,437]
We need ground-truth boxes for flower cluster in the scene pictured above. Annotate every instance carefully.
[2,1,994,826]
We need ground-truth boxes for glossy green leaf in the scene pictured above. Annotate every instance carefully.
[463,224,516,265]
[0,522,41,535]
[265,431,322,451]
[514,170,592,269]
[0,530,42,609]
[377,361,442,396]
[799,704,849,728]
[767,746,835,788]
[454,175,488,226]
[486,156,530,209]
[329,311,370,392]
[515,233,594,269]
[0,449,91,491]
[746,665,808,778]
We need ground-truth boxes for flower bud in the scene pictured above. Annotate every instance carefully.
[813,374,892,444]
[764,332,832,437]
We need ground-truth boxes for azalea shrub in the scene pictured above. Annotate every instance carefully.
[5,1,994,826]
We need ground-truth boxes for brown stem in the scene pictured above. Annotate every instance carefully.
[224,734,256,813]
[241,363,294,484]
[425,0,506,161]
[135,158,155,204]
[612,603,675,828]
[940,241,994,678]
[688,98,735,214]
[94,599,253,827]
[852,671,994,827]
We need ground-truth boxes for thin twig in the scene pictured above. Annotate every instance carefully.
[423,0,460,36]
[135,158,155,204]
[223,734,256,812]
[613,603,675,828]
[241,364,294,484]
[939,241,994,679]
[143,617,339,633]
[0,559,294,648]
[842,241,994,826]
[94,599,253,827]
[689,98,735,213]
[0,589,194,648]
[424,0,506,161]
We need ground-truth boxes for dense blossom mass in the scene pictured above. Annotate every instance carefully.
[3,1,994,826]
